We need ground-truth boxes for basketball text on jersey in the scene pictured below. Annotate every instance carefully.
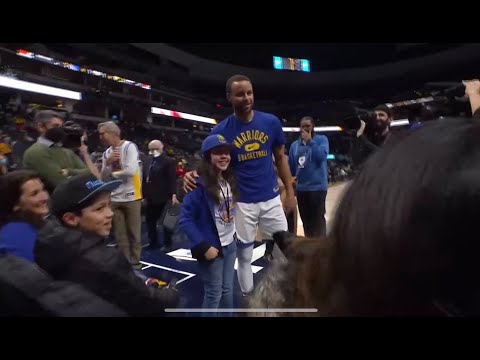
[210,111,285,203]
[233,130,269,162]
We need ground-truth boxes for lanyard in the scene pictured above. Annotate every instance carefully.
[219,179,230,221]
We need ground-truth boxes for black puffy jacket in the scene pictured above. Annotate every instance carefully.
[0,254,127,316]
[34,218,179,316]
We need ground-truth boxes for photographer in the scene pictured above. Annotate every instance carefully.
[351,105,394,169]
[62,121,101,180]
[23,110,99,193]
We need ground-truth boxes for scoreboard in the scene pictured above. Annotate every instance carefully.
[273,56,310,72]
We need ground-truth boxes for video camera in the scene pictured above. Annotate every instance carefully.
[62,121,84,149]
[341,82,471,132]
[340,108,379,132]
[411,82,471,120]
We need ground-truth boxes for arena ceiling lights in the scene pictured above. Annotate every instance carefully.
[16,49,151,90]
[0,75,82,100]
[283,126,343,132]
[390,119,410,127]
[151,106,409,130]
[151,106,217,125]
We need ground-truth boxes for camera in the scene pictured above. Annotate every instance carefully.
[392,82,471,124]
[340,108,379,132]
[405,97,469,123]
[62,121,84,149]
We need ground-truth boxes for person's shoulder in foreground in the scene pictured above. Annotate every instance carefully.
[0,253,127,317]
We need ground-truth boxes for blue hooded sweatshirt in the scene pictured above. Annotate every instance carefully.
[288,134,329,192]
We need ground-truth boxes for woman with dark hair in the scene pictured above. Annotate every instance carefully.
[0,170,49,262]
[250,117,480,316]
[179,134,239,315]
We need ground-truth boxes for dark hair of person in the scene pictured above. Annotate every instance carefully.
[278,117,480,316]
[0,170,45,229]
[197,152,239,205]
[226,74,252,95]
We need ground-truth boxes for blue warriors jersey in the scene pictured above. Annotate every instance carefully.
[211,111,285,203]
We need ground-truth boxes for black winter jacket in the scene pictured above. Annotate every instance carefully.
[34,218,179,316]
[0,254,127,316]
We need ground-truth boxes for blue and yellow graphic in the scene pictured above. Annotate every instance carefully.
[218,197,234,225]
[233,130,269,162]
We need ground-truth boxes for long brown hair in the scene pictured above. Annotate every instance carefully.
[197,153,238,205]
[254,117,480,316]
[0,170,46,229]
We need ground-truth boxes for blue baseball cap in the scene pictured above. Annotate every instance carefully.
[201,134,231,156]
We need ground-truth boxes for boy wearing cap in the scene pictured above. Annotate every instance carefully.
[179,134,239,315]
[34,172,179,316]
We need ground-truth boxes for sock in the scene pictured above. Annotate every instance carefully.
[236,245,254,294]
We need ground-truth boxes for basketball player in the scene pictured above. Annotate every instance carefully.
[184,74,296,295]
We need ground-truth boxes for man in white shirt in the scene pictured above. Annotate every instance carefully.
[98,121,143,269]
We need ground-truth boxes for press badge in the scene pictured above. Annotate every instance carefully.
[298,156,306,169]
